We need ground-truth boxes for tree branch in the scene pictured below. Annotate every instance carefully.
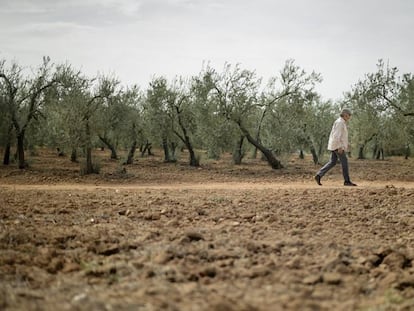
[0,73,17,96]
[22,79,58,133]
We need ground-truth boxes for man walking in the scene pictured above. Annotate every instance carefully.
[315,108,357,186]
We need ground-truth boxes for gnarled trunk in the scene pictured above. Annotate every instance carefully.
[251,109,267,159]
[405,144,411,160]
[162,137,175,163]
[233,135,245,165]
[188,147,199,167]
[310,145,319,165]
[238,122,283,169]
[358,145,365,160]
[125,140,137,165]
[3,143,11,165]
[174,107,199,167]
[71,148,78,162]
[3,123,13,165]
[17,133,26,169]
[141,140,153,157]
[99,135,118,159]
[84,119,94,174]
[376,148,384,160]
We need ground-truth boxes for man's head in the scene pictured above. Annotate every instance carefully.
[340,108,352,121]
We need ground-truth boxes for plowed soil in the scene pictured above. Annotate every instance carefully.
[1,149,414,311]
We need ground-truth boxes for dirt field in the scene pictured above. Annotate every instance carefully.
[1,149,414,311]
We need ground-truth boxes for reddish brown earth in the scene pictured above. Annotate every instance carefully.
[1,149,414,311]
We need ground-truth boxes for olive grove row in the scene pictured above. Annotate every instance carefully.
[0,57,413,173]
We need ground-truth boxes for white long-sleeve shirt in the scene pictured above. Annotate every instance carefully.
[327,117,349,151]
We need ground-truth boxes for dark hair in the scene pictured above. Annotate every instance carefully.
[340,108,352,117]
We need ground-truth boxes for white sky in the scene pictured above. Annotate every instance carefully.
[0,0,413,100]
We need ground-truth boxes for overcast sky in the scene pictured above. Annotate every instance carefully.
[1,0,413,100]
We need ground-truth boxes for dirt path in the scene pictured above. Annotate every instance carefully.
[1,180,414,191]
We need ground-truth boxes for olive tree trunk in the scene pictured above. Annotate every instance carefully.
[238,122,283,169]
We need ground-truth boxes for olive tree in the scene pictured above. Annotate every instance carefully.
[209,60,321,169]
[209,63,279,166]
[144,77,180,163]
[0,57,57,169]
[191,68,238,160]
[398,74,414,117]
[346,60,413,158]
[0,89,14,165]
[121,86,145,165]
[51,66,116,173]
[95,79,123,160]
[166,77,201,166]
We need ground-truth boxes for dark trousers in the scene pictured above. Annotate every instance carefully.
[317,150,350,183]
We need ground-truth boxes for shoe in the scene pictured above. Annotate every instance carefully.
[344,181,357,186]
[315,175,322,186]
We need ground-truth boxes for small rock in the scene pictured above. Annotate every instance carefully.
[72,293,87,303]
[241,213,256,220]
[323,272,342,285]
[312,287,331,299]
[303,274,321,285]
[184,231,204,242]
[47,257,65,274]
[379,272,399,289]
[118,209,131,216]
[249,266,271,278]
[144,213,160,221]
[62,262,81,273]
[246,241,262,253]
[286,256,301,269]
[167,219,179,227]
[154,251,173,264]
[395,274,414,290]
[96,244,120,256]
[361,254,382,267]
[199,267,217,278]
[131,261,145,270]
[382,251,407,270]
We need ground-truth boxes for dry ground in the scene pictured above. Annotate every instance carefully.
[1,148,414,311]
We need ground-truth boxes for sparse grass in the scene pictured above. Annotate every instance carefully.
[358,289,413,311]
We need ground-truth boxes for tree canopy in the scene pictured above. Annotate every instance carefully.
[1,57,412,172]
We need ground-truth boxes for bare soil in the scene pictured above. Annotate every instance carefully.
[1,149,414,311]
